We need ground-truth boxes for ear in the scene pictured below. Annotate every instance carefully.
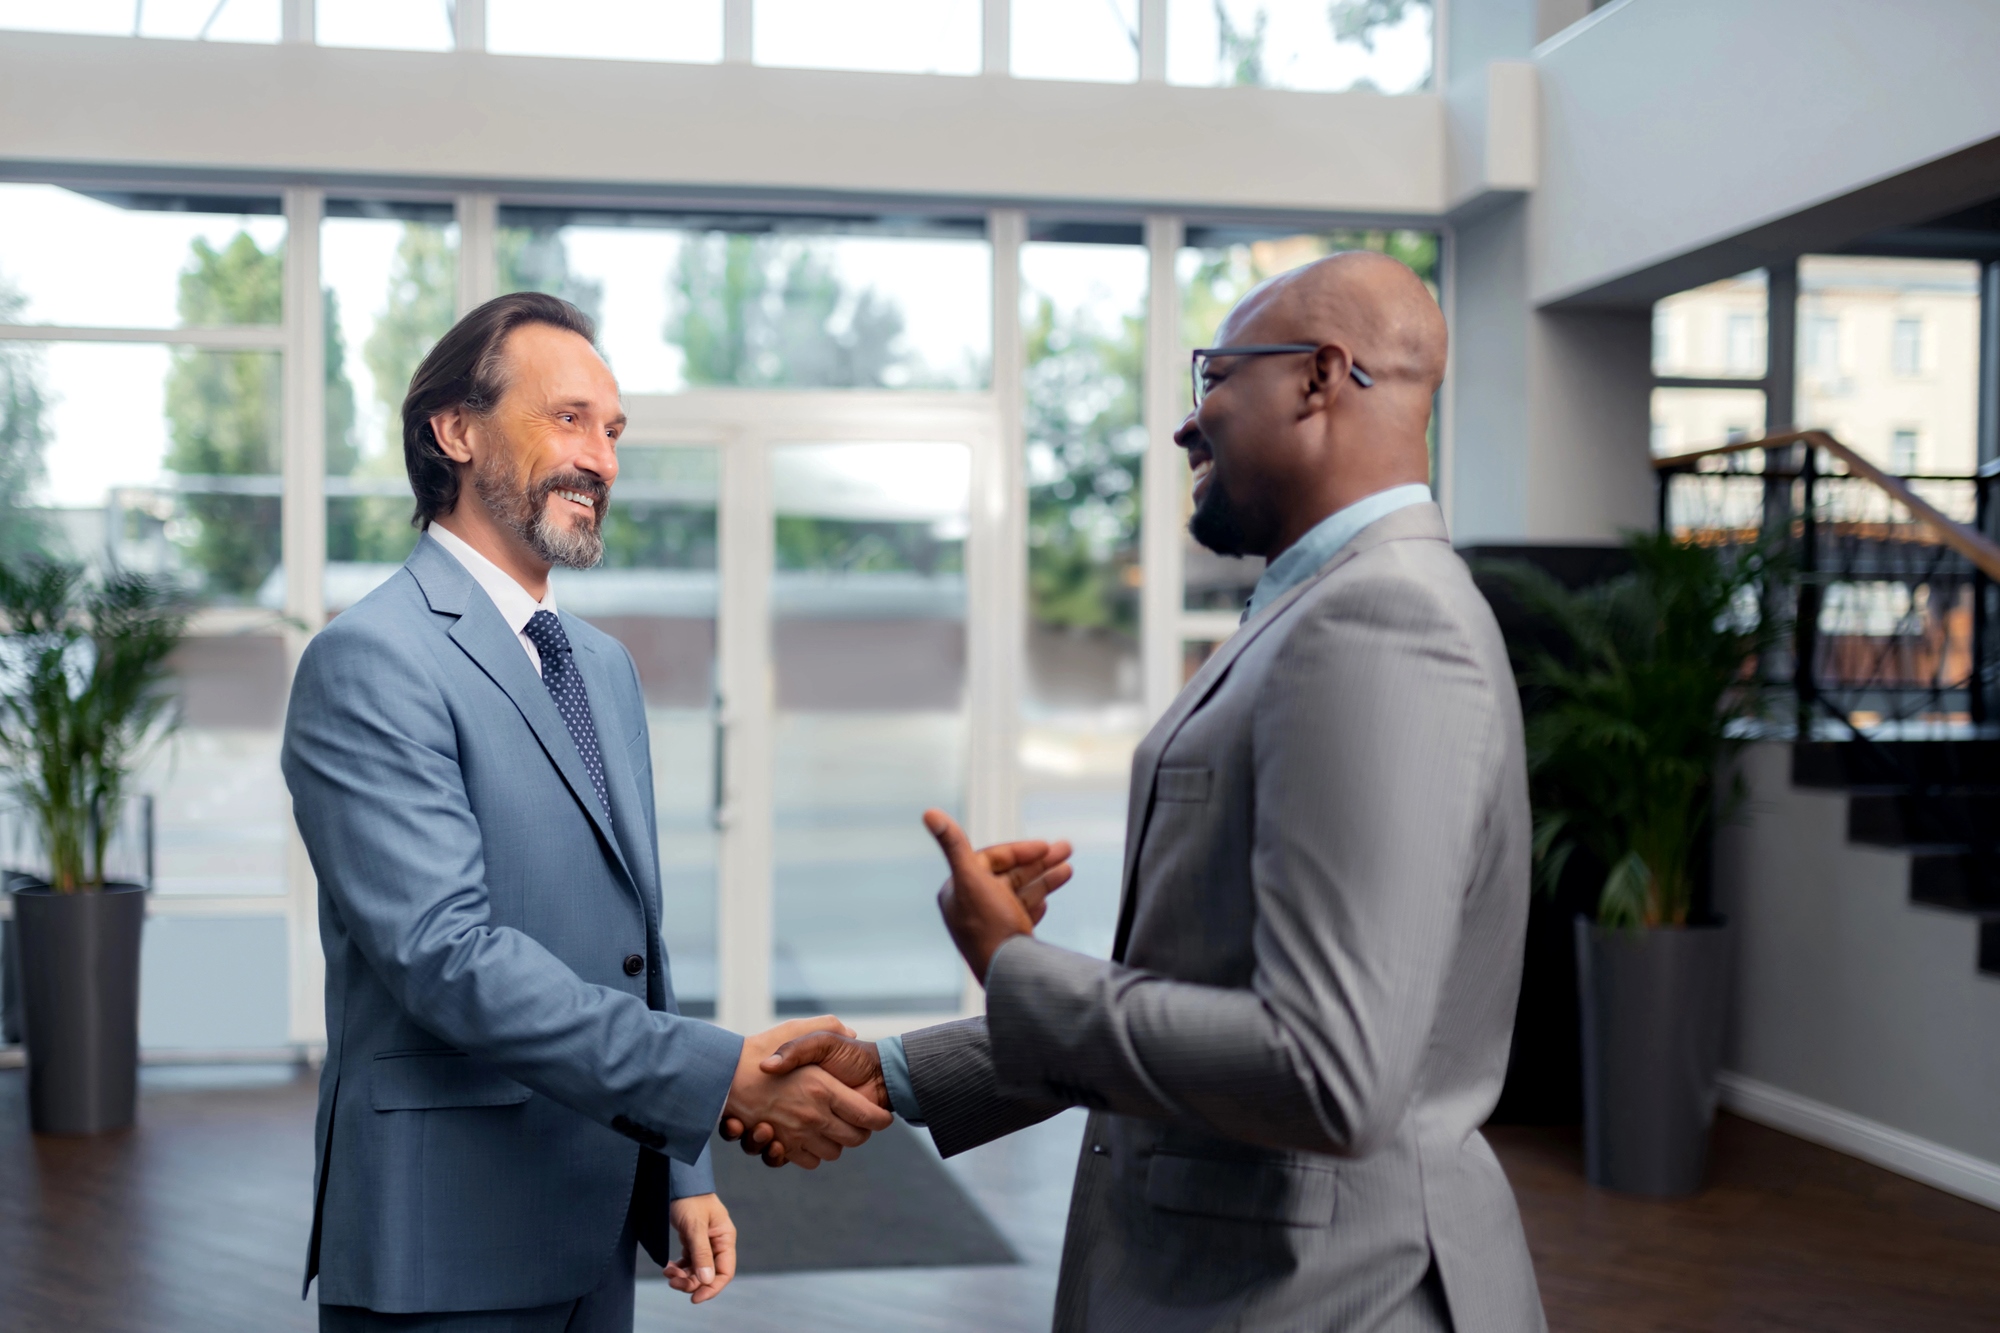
[430,407,478,465]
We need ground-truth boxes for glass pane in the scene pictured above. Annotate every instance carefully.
[1797,256,1981,476]
[1650,386,1767,458]
[1167,0,1434,93]
[1013,0,1138,82]
[0,185,285,329]
[771,441,968,1015]
[496,213,990,392]
[553,445,721,1016]
[1017,239,1146,962]
[321,208,459,607]
[1177,227,1438,612]
[488,0,723,63]
[142,917,290,1048]
[754,0,981,75]
[317,0,453,50]
[1652,270,1767,379]
[0,0,280,41]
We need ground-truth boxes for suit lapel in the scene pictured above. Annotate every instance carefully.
[407,537,639,894]
[1110,503,1451,960]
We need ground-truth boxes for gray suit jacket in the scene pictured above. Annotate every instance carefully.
[905,505,1545,1332]
[282,535,742,1314]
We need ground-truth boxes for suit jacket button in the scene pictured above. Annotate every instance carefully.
[623,954,645,976]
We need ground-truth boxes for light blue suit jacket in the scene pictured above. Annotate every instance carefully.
[282,534,742,1314]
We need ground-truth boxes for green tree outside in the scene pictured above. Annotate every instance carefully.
[163,233,283,599]
[0,276,50,561]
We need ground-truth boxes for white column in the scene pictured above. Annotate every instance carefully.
[715,432,773,1034]
[1138,0,1168,83]
[453,0,486,52]
[723,0,753,64]
[281,187,328,1050]
[982,0,1010,76]
[281,0,313,44]
[455,193,498,319]
[1140,214,1185,725]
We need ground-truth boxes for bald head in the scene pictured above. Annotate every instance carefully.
[1176,250,1444,563]
[1226,250,1447,397]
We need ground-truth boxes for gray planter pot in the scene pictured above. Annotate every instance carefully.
[1573,916,1732,1196]
[11,881,147,1135]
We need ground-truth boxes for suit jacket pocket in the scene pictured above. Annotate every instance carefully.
[1144,1152,1338,1227]
[370,1050,532,1111]
[1155,765,1212,803]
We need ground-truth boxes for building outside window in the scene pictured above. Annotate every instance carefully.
[1807,314,1842,382]
[1892,316,1925,377]
[1726,312,1763,374]
[1891,427,1920,474]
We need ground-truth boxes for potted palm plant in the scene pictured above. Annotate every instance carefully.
[1492,531,1782,1196]
[0,556,186,1134]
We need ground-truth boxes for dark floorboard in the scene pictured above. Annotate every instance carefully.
[3,1066,1999,1332]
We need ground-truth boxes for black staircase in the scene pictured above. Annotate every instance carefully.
[1657,431,2000,978]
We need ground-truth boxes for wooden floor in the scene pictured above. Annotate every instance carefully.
[2,1066,1997,1332]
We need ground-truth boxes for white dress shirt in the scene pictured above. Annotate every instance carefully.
[426,524,558,677]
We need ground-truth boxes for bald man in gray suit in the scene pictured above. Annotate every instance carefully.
[741,253,1546,1333]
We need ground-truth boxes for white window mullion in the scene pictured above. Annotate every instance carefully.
[1141,214,1185,725]
[456,193,499,319]
[715,429,774,1034]
[281,185,328,1052]
[454,0,487,52]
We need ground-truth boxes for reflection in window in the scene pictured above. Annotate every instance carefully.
[1013,0,1138,82]
[317,0,453,50]
[1178,227,1437,612]
[0,0,279,41]
[1167,0,1433,93]
[495,211,990,393]
[487,0,723,63]
[754,0,980,75]
[1798,256,1979,475]
[0,186,285,329]
[321,206,459,607]
[1651,270,1766,380]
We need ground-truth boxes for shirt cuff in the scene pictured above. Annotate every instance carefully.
[877,1034,927,1126]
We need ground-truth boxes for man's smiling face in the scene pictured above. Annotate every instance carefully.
[471,322,625,570]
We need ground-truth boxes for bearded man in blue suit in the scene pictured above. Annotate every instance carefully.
[282,292,898,1331]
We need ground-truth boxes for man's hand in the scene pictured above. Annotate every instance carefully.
[926,811,1074,984]
[721,1032,887,1169]
[722,1015,892,1169]
[661,1192,734,1304]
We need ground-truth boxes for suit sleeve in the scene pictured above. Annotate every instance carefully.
[900,1018,1069,1158]
[981,559,1502,1158]
[282,620,742,1167]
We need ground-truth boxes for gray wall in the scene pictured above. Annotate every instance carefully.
[1716,743,2000,1167]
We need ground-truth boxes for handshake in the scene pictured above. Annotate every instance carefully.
[717,809,1074,1168]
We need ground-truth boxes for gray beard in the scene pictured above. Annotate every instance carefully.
[471,455,605,571]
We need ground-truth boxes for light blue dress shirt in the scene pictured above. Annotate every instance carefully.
[1240,483,1434,622]
[876,484,1433,1128]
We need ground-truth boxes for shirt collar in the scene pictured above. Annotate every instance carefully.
[1241,483,1433,622]
[426,523,557,634]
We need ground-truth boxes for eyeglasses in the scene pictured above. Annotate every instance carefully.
[1190,344,1373,407]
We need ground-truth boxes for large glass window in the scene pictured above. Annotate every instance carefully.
[0,0,280,42]
[1017,229,1147,962]
[770,441,969,1015]
[1649,387,1767,458]
[754,0,981,75]
[1012,0,1139,83]
[0,186,286,329]
[495,210,991,393]
[1177,226,1439,614]
[320,204,459,606]
[1652,270,1768,380]
[1797,256,1981,476]
[1167,0,1434,93]
[487,0,724,64]
[317,0,454,51]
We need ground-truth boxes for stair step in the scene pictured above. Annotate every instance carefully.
[1909,855,2000,913]
[1848,794,2000,851]
[1794,740,2000,794]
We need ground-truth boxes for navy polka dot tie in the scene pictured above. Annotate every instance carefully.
[522,610,609,816]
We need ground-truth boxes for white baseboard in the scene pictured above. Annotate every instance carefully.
[1719,1070,2000,1211]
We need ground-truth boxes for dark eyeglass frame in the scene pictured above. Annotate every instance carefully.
[1190,344,1373,407]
